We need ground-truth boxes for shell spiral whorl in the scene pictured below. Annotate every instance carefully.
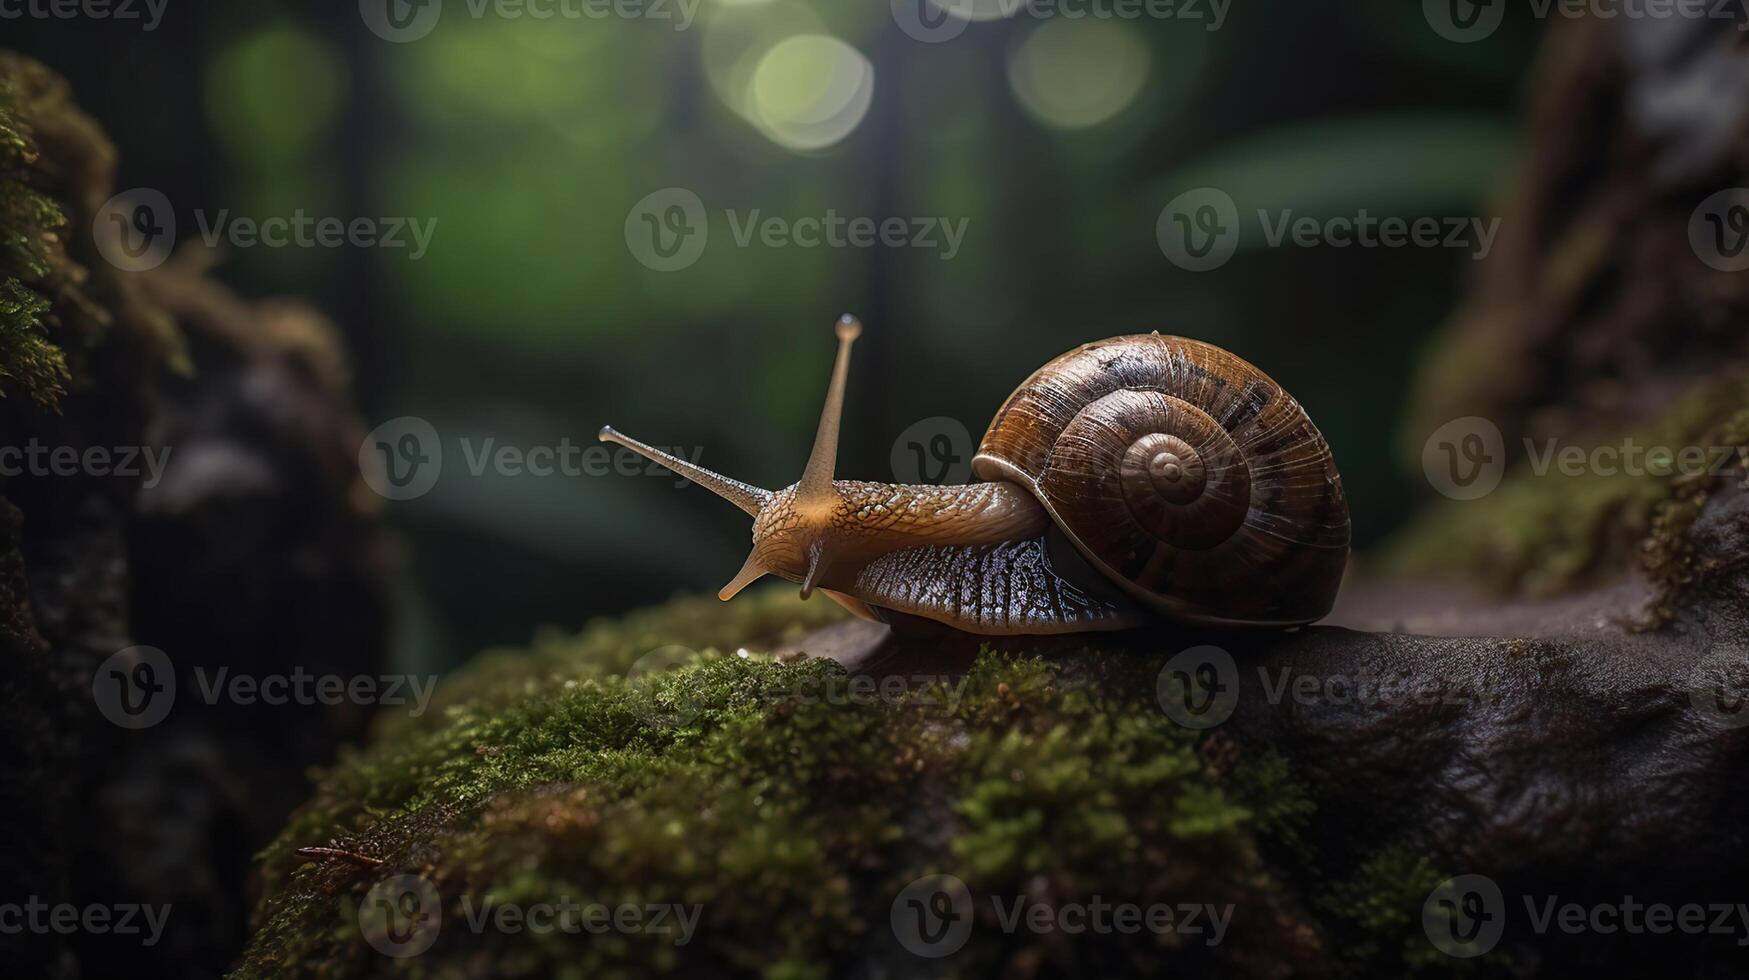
[971,333,1349,627]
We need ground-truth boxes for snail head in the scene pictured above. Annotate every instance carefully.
[599,314,863,603]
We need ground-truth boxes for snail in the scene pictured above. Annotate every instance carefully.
[599,316,1349,635]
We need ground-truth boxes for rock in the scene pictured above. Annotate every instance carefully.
[0,55,391,979]
[231,479,1749,975]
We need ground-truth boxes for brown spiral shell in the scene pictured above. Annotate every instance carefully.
[971,333,1349,626]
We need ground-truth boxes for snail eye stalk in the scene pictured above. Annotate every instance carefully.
[596,426,769,517]
[603,315,863,605]
[796,314,860,508]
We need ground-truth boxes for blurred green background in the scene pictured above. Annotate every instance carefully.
[16,0,1543,666]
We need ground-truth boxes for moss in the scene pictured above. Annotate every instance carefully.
[1635,405,1749,628]
[1319,847,1463,975]
[1379,375,1749,613]
[0,54,188,405]
[236,589,1335,978]
[0,72,71,406]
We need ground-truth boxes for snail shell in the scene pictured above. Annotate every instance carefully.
[972,333,1350,626]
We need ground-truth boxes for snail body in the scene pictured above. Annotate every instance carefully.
[601,317,1349,635]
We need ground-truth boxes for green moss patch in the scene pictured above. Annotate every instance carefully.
[1379,376,1749,616]
[235,588,1362,978]
[0,70,71,406]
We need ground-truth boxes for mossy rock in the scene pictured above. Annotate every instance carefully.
[1379,373,1749,620]
[235,588,1395,979]
[0,63,75,406]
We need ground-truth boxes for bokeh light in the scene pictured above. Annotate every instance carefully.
[748,34,874,151]
[1007,19,1150,131]
[702,1,827,124]
[206,26,344,167]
